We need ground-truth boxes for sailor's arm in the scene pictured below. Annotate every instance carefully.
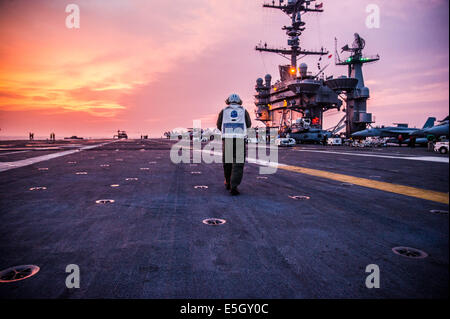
[245,110,252,128]
[216,110,224,131]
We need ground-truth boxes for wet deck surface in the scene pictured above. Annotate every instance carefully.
[0,139,448,298]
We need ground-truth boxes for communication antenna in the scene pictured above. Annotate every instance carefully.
[334,37,342,64]
[256,0,328,71]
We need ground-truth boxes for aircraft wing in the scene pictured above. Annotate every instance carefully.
[385,129,415,135]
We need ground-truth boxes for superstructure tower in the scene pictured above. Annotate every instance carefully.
[254,0,380,141]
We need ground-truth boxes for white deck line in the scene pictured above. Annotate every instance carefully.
[191,143,448,164]
[293,149,449,163]
[0,141,116,173]
[185,143,449,166]
[0,150,30,156]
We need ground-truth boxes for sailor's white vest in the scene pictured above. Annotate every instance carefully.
[221,104,247,138]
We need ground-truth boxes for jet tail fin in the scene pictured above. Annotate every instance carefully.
[422,117,436,129]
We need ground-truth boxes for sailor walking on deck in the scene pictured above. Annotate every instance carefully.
[217,94,252,196]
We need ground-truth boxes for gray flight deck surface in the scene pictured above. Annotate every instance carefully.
[0,139,448,298]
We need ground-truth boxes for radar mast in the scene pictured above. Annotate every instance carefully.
[255,0,328,72]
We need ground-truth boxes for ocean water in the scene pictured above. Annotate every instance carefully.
[0,136,35,141]
[0,136,106,141]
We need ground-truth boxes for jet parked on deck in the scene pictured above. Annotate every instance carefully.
[351,117,436,144]
[410,116,449,139]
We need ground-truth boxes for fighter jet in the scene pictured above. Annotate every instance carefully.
[410,116,449,139]
[351,117,436,144]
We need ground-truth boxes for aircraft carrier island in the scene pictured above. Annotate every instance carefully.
[0,0,448,303]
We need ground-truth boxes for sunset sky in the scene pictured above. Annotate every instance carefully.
[0,0,448,138]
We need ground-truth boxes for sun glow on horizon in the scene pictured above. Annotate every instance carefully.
[0,0,448,137]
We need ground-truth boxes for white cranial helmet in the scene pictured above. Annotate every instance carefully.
[225,93,242,105]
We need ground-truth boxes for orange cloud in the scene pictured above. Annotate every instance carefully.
[0,0,448,137]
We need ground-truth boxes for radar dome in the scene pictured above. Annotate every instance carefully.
[299,63,308,77]
[264,74,272,87]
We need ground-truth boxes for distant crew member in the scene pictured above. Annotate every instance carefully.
[409,136,416,148]
[398,134,404,146]
[322,134,327,146]
[216,94,252,196]
[427,135,435,152]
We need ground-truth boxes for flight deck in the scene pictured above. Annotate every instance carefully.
[0,139,448,298]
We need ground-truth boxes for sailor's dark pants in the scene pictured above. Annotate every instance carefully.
[222,138,246,189]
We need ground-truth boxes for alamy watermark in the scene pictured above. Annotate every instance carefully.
[65,264,80,288]
[366,4,380,29]
[65,4,80,29]
[169,121,279,174]
[365,264,380,288]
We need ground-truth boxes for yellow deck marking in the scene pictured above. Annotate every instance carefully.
[194,146,449,204]
[280,165,449,205]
